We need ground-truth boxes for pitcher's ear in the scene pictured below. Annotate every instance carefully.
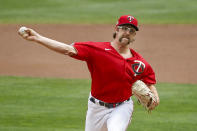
[113,33,116,39]
[115,26,120,34]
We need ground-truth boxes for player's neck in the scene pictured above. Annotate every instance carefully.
[111,40,130,54]
[111,41,133,58]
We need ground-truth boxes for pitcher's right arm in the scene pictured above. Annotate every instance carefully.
[18,27,77,56]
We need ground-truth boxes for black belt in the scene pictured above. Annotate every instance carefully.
[90,97,130,108]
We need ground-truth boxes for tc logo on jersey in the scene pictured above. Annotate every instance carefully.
[132,60,145,76]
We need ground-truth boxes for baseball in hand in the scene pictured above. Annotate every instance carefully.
[18,26,28,35]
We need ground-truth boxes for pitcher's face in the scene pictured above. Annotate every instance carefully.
[116,25,136,45]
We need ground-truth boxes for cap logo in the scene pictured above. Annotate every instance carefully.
[127,16,134,22]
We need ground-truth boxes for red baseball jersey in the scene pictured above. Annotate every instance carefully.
[71,42,156,103]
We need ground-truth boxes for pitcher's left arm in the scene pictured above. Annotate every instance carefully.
[147,84,160,107]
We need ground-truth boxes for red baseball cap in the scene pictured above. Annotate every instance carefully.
[116,15,139,31]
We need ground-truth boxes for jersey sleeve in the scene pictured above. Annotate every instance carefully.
[70,42,93,61]
[141,63,156,85]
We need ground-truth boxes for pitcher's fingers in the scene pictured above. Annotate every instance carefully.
[25,28,31,35]
[26,28,37,36]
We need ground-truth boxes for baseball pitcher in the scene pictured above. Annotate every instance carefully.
[18,15,159,131]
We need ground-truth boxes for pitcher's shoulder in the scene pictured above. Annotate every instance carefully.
[74,41,109,47]
[130,49,143,59]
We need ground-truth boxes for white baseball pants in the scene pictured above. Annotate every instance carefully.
[85,94,134,131]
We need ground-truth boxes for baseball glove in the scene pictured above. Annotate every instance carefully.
[132,80,157,112]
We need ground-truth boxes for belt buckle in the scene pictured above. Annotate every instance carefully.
[95,99,101,106]
[90,97,127,108]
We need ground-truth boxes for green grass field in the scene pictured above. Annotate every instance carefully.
[0,0,197,24]
[0,76,197,131]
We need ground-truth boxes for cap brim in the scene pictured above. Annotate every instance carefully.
[118,23,139,31]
